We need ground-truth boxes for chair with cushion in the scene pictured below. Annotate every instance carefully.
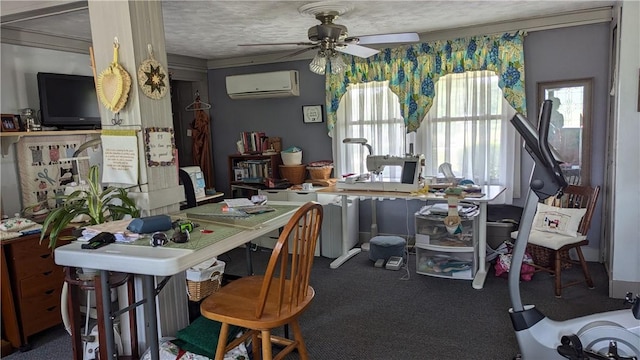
[179,169,197,209]
[200,202,323,360]
[511,184,600,297]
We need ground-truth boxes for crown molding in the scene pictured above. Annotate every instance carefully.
[1,27,208,75]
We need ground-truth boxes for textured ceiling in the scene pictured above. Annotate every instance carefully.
[1,0,615,61]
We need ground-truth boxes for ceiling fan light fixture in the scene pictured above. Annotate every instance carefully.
[330,54,346,74]
[309,52,327,75]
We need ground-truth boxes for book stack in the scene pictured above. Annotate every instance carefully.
[240,131,269,154]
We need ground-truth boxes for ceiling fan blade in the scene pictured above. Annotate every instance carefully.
[347,32,420,45]
[238,42,316,47]
[276,45,320,60]
[337,44,380,58]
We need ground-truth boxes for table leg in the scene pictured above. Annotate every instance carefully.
[143,275,160,360]
[330,194,361,269]
[472,202,488,289]
[98,270,117,359]
[245,245,253,275]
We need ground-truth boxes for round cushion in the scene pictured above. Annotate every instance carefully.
[369,236,406,262]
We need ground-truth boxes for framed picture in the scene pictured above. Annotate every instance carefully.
[1,114,20,132]
[302,105,323,123]
[234,168,248,181]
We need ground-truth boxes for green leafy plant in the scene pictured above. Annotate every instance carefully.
[40,165,140,249]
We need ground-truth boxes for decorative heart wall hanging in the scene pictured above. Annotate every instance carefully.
[96,39,131,113]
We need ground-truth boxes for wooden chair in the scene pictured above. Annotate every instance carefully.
[200,202,323,360]
[518,185,600,297]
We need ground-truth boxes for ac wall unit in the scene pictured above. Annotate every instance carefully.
[226,70,300,99]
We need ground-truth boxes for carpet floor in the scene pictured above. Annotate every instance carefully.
[5,246,630,359]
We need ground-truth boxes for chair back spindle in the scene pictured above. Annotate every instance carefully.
[255,202,323,319]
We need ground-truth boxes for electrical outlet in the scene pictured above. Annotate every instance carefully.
[186,129,192,137]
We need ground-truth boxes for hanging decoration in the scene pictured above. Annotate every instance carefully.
[137,44,168,100]
[96,37,131,113]
[144,127,176,167]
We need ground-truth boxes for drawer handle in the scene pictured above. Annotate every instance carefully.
[44,289,55,295]
[46,306,56,312]
[40,254,51,259]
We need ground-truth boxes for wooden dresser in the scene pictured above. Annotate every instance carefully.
[1,230,71,351]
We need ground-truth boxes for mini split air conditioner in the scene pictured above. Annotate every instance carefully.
[226,70,300,99]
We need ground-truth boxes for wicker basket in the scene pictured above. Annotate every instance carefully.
[307,166,333,180]
[186,270,222,302]
[527,244,572,269]
[279,164,306,185]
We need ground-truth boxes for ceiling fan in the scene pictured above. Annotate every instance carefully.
[238,2,420,75]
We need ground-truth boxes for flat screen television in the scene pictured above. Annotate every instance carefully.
[37,72,101,129]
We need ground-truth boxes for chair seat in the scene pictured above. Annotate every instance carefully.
[200,275,315,330]
[511,230,587,250]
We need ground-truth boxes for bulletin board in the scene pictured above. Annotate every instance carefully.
[16,135,91,212]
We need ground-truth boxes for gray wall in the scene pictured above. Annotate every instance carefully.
[207,24,611,253]
[208,60,331,195]
[520,23,610,255]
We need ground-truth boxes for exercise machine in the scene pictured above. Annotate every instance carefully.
[508,99,640,359]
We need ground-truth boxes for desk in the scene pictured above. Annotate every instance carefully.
[54,201,303,360]
[196,192,224,204]
[180,192,224,208]
[317,186,505,289]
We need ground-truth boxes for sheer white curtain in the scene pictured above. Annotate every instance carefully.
[333,81,405,179]
[412,71,520,202]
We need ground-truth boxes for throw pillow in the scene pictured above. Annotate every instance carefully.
[532,202,586,237]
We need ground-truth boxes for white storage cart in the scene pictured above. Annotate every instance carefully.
[414,204,479,280]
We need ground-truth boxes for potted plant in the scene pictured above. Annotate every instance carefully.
[40,164,140,249]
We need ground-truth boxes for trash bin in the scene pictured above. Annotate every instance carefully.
[486,205,523,250]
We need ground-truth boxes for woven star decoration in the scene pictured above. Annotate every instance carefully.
[144,64,166,94]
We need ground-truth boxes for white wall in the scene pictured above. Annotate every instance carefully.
[611,1,640,289]
[0,44,93,216]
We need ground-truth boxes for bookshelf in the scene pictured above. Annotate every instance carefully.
[228,153,282,188]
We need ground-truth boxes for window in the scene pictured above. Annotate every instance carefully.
[333,81,405,180]
[413,71,519,201]
[334,72,519,202]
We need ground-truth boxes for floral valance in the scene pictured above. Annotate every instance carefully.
[325,32,527,134]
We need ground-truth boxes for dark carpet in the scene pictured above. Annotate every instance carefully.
[6,246,629,359]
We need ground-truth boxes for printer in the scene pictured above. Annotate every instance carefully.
[180,166,206,199]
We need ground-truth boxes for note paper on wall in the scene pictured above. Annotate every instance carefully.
[101,130,139,185]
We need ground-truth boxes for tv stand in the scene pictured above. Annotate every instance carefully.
[0,129,101,156]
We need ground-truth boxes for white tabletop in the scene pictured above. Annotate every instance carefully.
[317,185,505,202]
[54,201,303,276]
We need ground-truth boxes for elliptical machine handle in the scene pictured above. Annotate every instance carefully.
[538,100,568,190]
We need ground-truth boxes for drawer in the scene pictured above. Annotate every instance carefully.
[259,190,288,201]
[287,191,317,202]
[11,251,58,279]
[18,270,65,299]
[415,215,476,248]
[9,236,71,279]
[415,246,476,280]
[9,235,50,258]
[20,293,62,336]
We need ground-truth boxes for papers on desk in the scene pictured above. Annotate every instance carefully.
[222,198,275,216]
[418,203,479,219]
[81,219,140,243]
[224,198,254,208]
